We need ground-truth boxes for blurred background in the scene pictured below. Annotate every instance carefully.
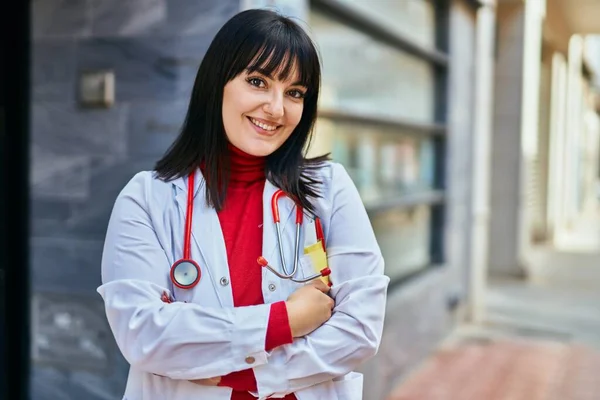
[2,0,600,399]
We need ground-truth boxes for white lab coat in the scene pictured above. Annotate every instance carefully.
[97,161,390,400]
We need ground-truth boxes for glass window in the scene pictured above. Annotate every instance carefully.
[307,2,444,280]
[371,206,431,281]
[309,10,436,123]
[312,118,435,208]
[334,0,437,50]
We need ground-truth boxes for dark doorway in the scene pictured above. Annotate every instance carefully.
[1,1,32,399]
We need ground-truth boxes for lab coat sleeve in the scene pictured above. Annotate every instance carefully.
[97,172,271,380]
[252,163,390,398]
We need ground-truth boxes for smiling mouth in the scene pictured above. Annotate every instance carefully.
[248,117,281,132]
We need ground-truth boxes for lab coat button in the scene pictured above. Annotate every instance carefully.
[268,283,276,292]
[220,277,229,286]
[245,356,255,364]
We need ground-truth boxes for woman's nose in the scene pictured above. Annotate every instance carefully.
[263,92,284,119]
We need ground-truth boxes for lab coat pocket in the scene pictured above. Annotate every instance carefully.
[331,372,363,400]
[277,256,315,297]
[298,255,312,280]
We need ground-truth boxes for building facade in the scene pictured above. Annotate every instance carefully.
[28,0,600,399]
[489,0,600,288]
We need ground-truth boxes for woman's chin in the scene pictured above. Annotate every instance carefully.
[237,141,282,157]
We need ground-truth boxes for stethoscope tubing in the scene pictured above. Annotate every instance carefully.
[183,172,194,260]
[169,172,202,289]
[272,190,303,279]
[258,190,331,284]
[170,174,330,291]
[259,256,331,283]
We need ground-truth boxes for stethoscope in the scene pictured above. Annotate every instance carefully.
[170,170,331,290]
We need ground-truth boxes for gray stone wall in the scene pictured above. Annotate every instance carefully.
[29,1,239,398]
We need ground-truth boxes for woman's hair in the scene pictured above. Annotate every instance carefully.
[154,8,329,215]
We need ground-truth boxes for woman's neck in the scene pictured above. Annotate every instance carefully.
[228,143,266,185]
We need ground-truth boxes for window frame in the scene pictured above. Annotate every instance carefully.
[310,0,450,282]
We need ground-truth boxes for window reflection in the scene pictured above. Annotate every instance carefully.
[315,118,435,207]
[309,10,436,123]
[334,0,436,50]
[370,206,431,281]
[307,2,440,280]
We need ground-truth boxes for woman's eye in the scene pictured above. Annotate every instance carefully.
[288,89,306,99]
[247,77,266,88]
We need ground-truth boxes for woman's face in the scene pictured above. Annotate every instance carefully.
[222,63,307,157]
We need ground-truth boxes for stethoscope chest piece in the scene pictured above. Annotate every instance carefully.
[170,259,201,289]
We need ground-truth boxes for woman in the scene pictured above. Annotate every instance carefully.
[98,8,389,400]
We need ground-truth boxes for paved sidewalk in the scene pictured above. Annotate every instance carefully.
[386,339,600,400]
[386,278,600,400]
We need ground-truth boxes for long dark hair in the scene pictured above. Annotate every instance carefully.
[154,9,329,215]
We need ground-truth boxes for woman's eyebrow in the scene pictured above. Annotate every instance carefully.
[247,66,306,87]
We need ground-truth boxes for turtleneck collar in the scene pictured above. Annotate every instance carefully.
[227,143,266,185]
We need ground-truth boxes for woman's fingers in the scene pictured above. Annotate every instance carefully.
[189,376,221,386]
[306,278,330,294]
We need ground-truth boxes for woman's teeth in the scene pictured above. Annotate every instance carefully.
[250,117,278,131]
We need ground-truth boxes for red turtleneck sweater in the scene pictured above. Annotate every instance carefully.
[214,145,296,400]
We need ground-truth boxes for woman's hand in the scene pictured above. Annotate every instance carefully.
[190,376,221,386]
[286,280,334,338]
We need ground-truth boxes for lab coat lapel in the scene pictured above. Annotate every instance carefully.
[262,180,297,277]
[173,169,231,307]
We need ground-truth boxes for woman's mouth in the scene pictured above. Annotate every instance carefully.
[247,117,281,135]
